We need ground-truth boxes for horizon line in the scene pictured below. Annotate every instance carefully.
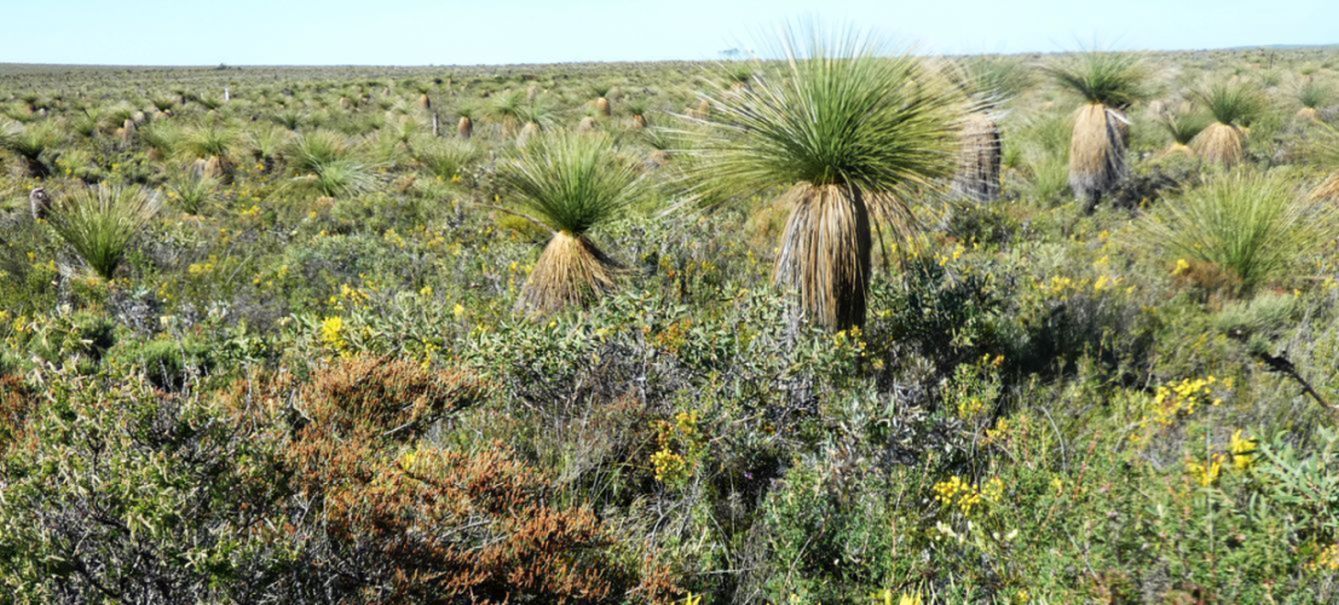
[1,42,1336,72]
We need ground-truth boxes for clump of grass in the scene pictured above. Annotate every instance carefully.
[138,121,182,160]
[414,137,479,184]
[724,64,754,90]
[514,100,557,146]
[1046,52,1146,210]
[1141,169,1338,296]
[308,159,376,198]
[1308,123,1339,201]
[284,130,374,197]
[179,124,236,160]
[683,25,965,329]
[1296,78,1330,122]
[46,184,162,279]
[497,131,644,316]
[491,90,527,133]
[168,172,218,214]
[286,129,350,173]
[0,119,62,177]
[625,98,650,128]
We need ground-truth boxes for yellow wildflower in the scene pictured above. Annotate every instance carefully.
[1187,453,1225,487]
[320,316,346,353]
[1173,258,1191,275]
[1230,430,1257,470]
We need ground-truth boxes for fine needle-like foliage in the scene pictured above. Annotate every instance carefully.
[1046,51,1146,211]
[1141,169,1338,296]
[683,25,965,329]
[959,56,1033,108]
[1157,106,1211,156]
[1194,80,1264,127]
[46,184,163,279]
[1309,122,1339,202]
[498,131,644,316]
[0,118,62,177]
[1297,78,1330,121]
[1045,52,1146,109]
[950,58,1027,202]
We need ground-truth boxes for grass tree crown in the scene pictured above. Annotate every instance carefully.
[1046,51,1147,110]
[684,27,966,207]
[498,131,645,237]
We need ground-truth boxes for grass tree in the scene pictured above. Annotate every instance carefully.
[685,27,965,330]
[179,124,237,180]
[1142,169,1337,296]
[46,184,162,279]
[514,100,556,147]
[491,90,527,134]
[1046,52,1146,212]
[285,129,375,197]
[591,84,613,116]
[0,118,62,178]
[456,105,476,139]
[951,57,1030,202]
[1156,104,1211,157]
[1191,81,1264,167]
[625,98,650,129]
[1309,123,1339,202]
[498,132,644,316]
[1296,78,1329,122]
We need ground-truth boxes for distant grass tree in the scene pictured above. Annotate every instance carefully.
[1296,78,1329,122]
[1156,105,1211,157]
[1046,52,1146,212]
[1191,81,1264,167]
[684,26,965,330]
[47,184,162,279]
[497,132,645,316]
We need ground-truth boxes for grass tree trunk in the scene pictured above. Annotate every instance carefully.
[1311,172,1339,202]
[1069,103,1130,213]
[952,113,1002,202]
[517,122,541,146]
[775,183,872,330]
[1192,122,1245,167]
[517,231,618,316]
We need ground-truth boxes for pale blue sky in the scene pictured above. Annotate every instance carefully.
[2,0,1335,66]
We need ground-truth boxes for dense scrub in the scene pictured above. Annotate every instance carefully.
[3,47,1339,603]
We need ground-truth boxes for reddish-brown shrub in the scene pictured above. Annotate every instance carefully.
[287,355,622,603]
[0,375,33,452]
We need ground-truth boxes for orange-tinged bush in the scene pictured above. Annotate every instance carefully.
[287,355,622,603]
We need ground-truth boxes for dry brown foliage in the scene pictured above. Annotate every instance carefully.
[286,356,623,603]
